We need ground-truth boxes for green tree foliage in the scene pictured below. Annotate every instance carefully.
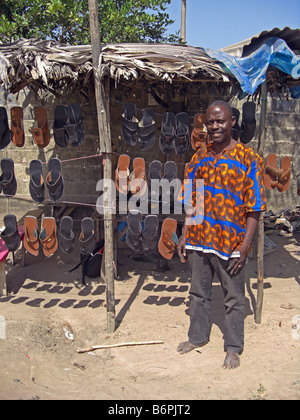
[0,0,180,44]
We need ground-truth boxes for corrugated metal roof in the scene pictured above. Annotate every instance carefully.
[221,27,300,57]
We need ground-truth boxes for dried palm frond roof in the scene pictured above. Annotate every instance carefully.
[0,38,233,95]
[97,43,231,83]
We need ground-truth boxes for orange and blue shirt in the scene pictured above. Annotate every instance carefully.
[179,142,267,260]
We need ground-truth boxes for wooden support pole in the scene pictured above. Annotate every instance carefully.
[255,80,267,324]
[88,0,115,333]
[0,261,7,297]
[180,0,187,43]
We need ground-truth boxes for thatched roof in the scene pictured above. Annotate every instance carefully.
[0,38,233,96]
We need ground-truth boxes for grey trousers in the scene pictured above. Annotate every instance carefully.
[188,251,246,354]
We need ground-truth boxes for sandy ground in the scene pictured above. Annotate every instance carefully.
[0,228,299,401]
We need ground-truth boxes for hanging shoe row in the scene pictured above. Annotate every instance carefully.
[115,155,179,200]
[121,102,258,154]
[125,211,186,262]
[0,104,84,150]
[121,103,191,155]
[1,215,96,257]
[0,157,64,202]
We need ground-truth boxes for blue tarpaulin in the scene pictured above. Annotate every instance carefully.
[205,37,300,98]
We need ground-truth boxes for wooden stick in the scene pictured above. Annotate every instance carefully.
[255,80,267,324]
[88,0,116,333]
[76,340,164,353]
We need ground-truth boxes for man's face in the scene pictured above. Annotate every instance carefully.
[205,105,235,144]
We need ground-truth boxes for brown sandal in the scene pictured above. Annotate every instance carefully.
[191,113,207,151]
[264,154,281,190]
[31,106,50,148]
[130,157,147,196]
[158,218,178,260]
[24,216,39,256]
[39,217,57,256]
[11,107,25,147]
[277,157,291,192]
[115,154,130,195]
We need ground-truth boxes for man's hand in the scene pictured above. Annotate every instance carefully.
[227,211,261,276]
[227,257,246,276]
[177,236,187,263]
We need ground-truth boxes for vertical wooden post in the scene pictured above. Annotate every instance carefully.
[0,262,7,297]
[88,0,115,333]
[255,80,267,324]
[180,0,187,43]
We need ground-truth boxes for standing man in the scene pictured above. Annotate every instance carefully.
[177,100,266,369]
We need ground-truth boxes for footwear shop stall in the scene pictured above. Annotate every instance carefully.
[0,27,299,331]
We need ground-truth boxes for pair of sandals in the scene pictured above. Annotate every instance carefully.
[0,214,21,252]
[0,158,17,196]
[126,211,159,255]
[115,155,147,196]
[264,154,291,192]
[0,107,12,149]
[53,103,84,148]
[24,216,95,256]
[58,216,95,255]
[29,158,64,203]
[24,216,57,257]
[148,160,179,203]
[122,104,155,151]
[232,102,256,143]
[159,112,190,155]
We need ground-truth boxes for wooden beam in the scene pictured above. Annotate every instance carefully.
[255,80,267,324]
[0,262,7,297]
[88,0,115,333]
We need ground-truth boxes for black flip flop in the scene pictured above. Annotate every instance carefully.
[138,109,156,151]
[126,210,142,252]
[174,112,190,155]
[148,160,162,202]
[141,215,159,255]
[46,157,64,201]
[231,107,241,140]
[29,159,45,203]
[0,214,20,252]
[240,102,256,144]
[0,158,17,196]
[53,105,69,147]
[58,216,74,254]
[0,107,11,150]
[65,103,84,147]
[79,217,95,255]
[122,103,139,146]
[159,112,175,155]
[162,161,178,204]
